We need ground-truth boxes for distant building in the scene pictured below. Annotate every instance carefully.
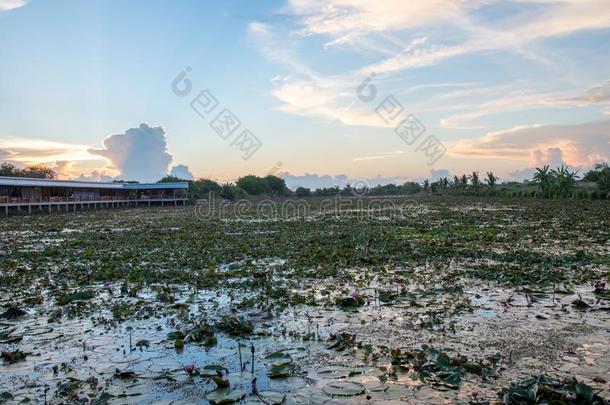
[0,177,188,215]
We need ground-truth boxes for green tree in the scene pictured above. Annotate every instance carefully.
[295,186,311,197]
[470,171,480,190]
[460,174,468,188]
[314,186,340,196]
[532,165,554,198]
[0,162,21,177]
[401,181,422,194]
[485,172,498,190]
[0,162,56,179]
[264,175,289,195]
[583,162,610,197]
[236,175,269,195]
[188,178,222,199]
[158,175,187,183]
[219,183,245,201]
[551,165,579,197]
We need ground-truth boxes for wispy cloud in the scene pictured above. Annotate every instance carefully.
[248,21,316,78]
[439,91,560,129]
[353,150,404,162]
[0,137,95,163]
[548,80,610,106]
[258,1,610,128]
[0,0,28,11]
[450,120,610,167]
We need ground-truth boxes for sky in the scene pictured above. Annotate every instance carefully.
[0,0,609,186]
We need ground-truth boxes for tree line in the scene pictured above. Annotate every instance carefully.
[0,162,56,179]
[2,160,609,200]
[162,162,609,201]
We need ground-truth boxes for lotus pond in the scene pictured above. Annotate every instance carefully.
[0,197,609,404]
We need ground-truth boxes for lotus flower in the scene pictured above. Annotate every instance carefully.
[183,364,196,375]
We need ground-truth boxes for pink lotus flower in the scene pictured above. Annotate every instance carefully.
[183,364,196,375]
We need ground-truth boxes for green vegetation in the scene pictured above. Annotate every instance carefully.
[0,198,608,403]
[3,160,610,200]
[0,162,56,179]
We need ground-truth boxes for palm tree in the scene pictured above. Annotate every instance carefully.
[551,165,579,197]
[595,162,609,170]
[532,165,554,197]
[470,171,481,194]
[460,174,468,187]
[594,162,610,196]
[485,172,498,189]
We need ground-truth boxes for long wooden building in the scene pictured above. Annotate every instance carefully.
[0,177,188,215]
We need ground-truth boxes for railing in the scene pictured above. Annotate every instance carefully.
[0,195,188,204]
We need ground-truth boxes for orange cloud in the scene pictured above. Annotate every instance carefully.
[450,121,610,168]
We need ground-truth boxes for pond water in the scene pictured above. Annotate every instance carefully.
[1,264,609,404]
[1,200,608,403]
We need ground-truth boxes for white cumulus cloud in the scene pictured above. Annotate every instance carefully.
[88,123,173,183]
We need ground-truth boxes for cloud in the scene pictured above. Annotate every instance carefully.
[508,148,573,181]
[248,21,315,78]
[0,0,28,11]
[353,150,404,162]
[88,123,173,183]
[281,172,349,190]
[0,137,94,164]
[439,91,556,129]
[1,126,195,182]
[451,120,610,168]
[260,1,610,127]
[287,1,484,38]
[52,160,73,178]
[170,164,194,180]
[74,170,115,183]
[281,171,414,190]
[430,168,451,180]
[549,80,610,106]
[531,147,566,168]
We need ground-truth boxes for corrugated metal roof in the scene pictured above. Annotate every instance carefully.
[0,177,189,190]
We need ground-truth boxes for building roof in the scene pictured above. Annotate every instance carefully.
[0,176,189,190]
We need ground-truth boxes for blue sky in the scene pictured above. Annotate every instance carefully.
[1,0,609,185]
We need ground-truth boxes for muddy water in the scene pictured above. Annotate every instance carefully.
[1,266,609,404]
